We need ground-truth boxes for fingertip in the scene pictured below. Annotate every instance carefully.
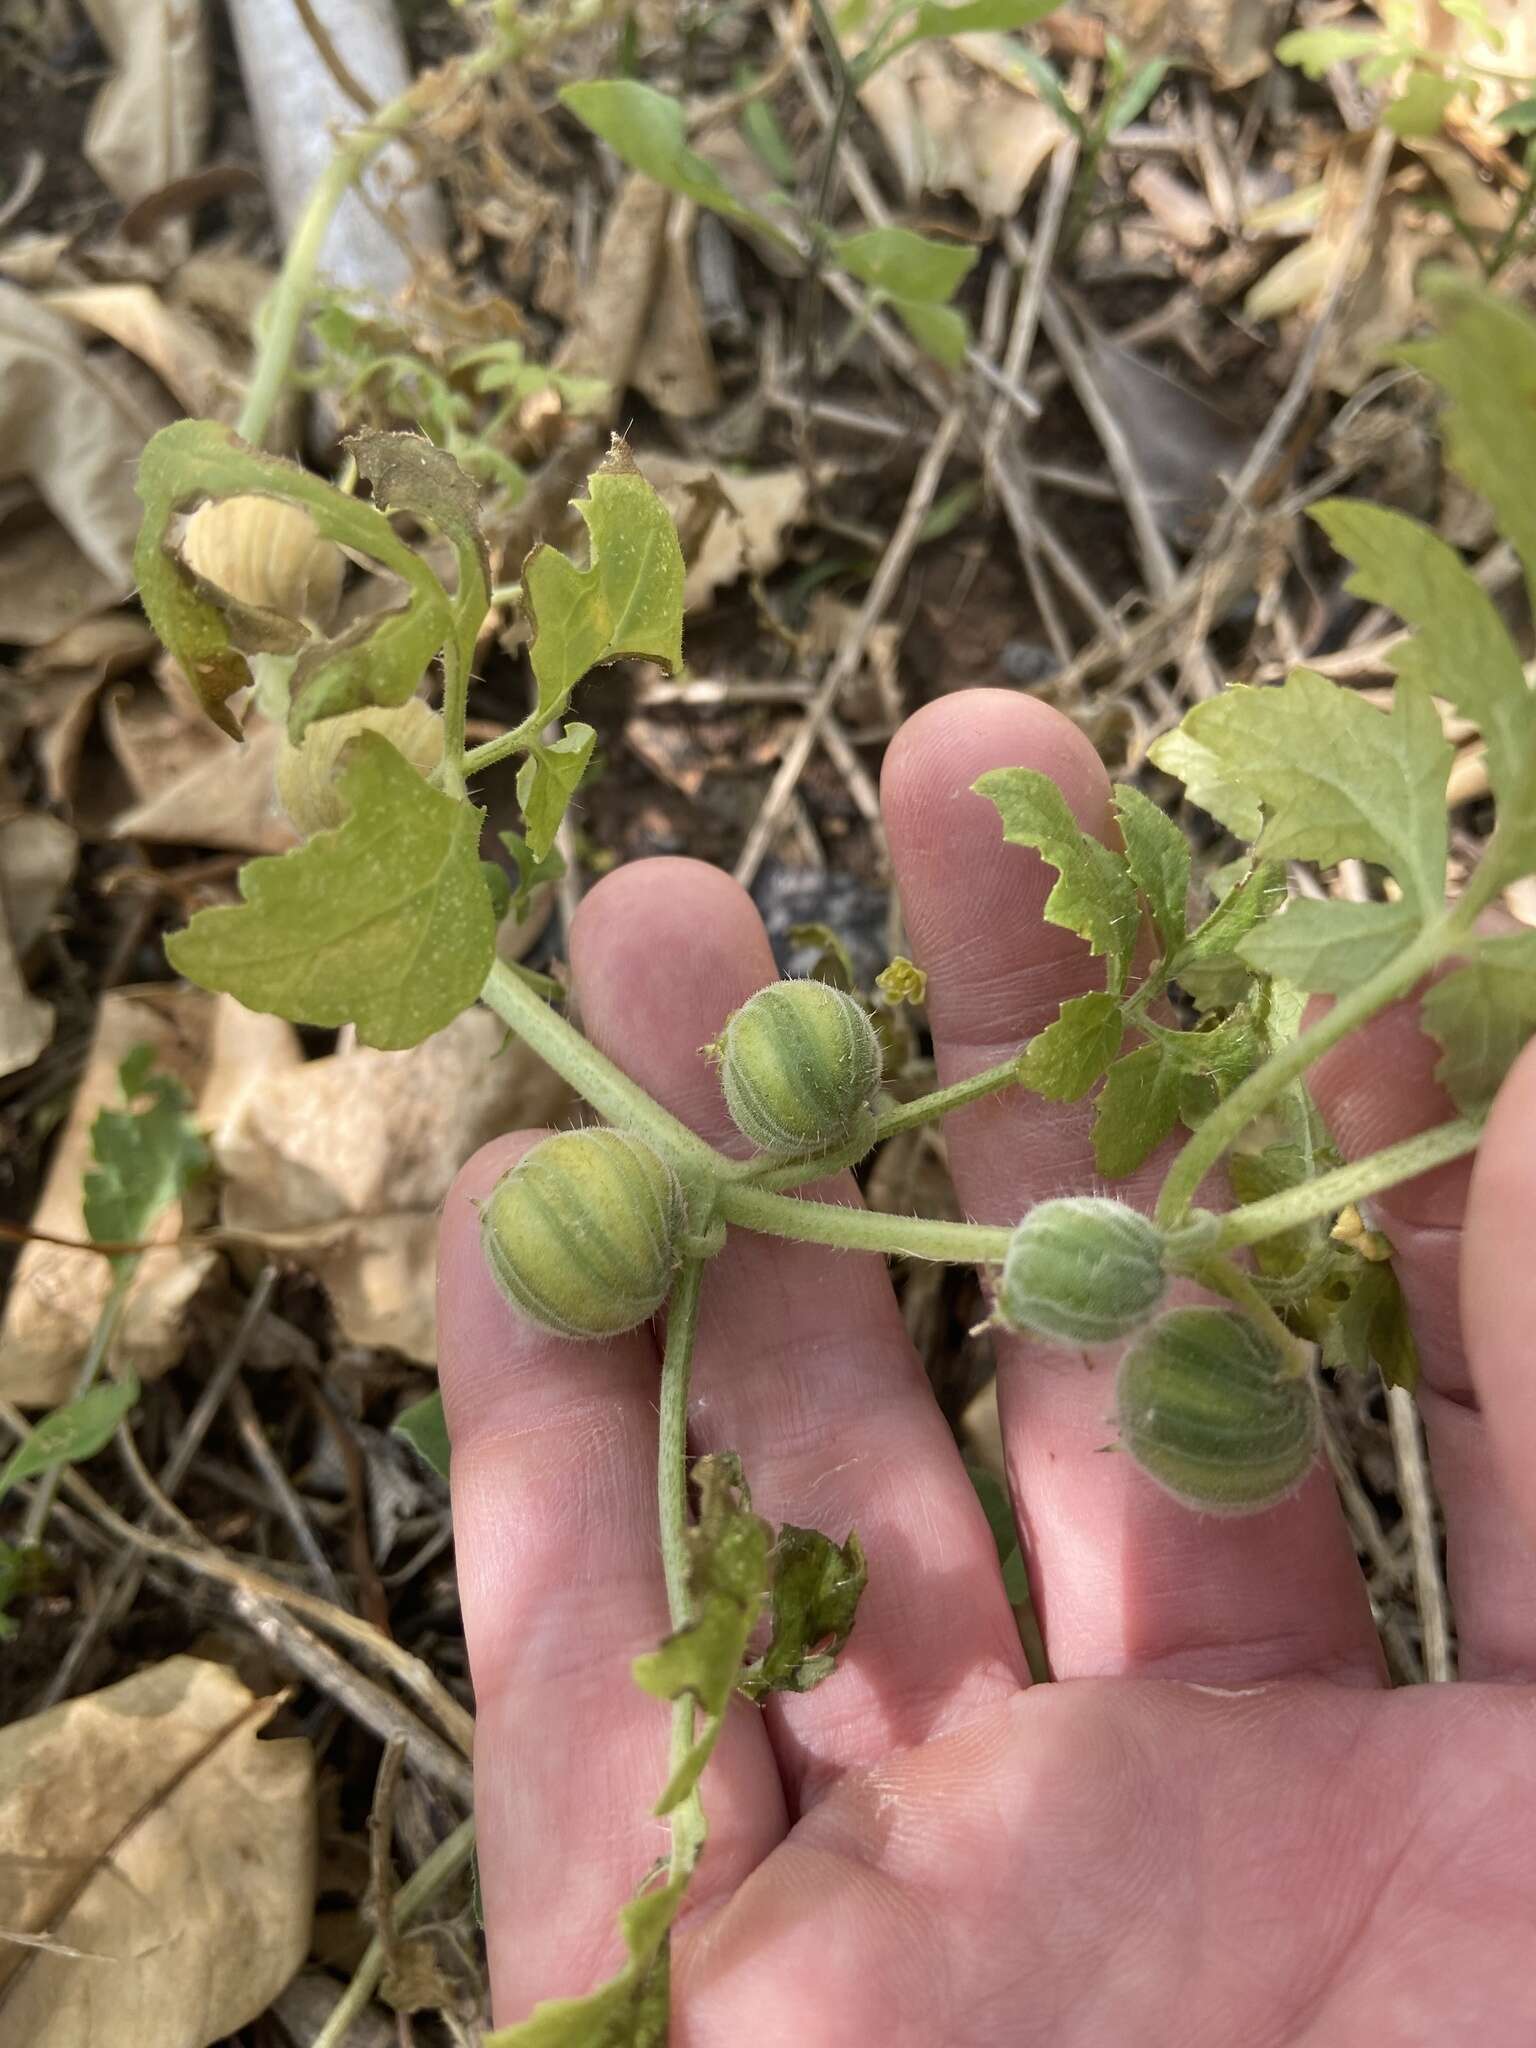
[881,687,1111,837]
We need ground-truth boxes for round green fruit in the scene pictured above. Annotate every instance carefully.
[714,980,883,1158]
[480,1129,685,1340]
[1115,1307,1319,1515]
[998,1197,1166,1346]
[276,700,444,836]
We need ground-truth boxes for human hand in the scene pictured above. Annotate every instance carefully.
[438,689,1536,2045]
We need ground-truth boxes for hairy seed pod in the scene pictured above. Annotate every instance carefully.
[714,980,883,1158]
[276,701,444,836]
[480,1129,685,1340]
[998,1197,1166,1346]
[181,495,345,629]
[1115,1307,1319,1515]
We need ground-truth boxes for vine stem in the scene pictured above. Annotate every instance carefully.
[1153,919,1459,1230]
[659,1259,707,1878]
[235,34,523,449]
[716,1179,1013,1264]
[1189,1253,1310,1372]
[1167,1117,1482,1260]
[310,1816,477,2048]
[477,959,727,1187]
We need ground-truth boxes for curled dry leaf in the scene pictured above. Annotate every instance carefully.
[0,1654,313,2048]
[1244,142,1461,393]
[81,0,213,255]
[635,450,810,610]
[1099,0,1289,88]
[631,202,722,420]
[43,283,239,419]
[215,1007,572,1362]
[0,286,165,645]
[554,172,672,402]
[19,614,159,809]
[0,987,299,1406]
[0,809,76,1082]
[110,713,298,857]
[859,37,1065,220]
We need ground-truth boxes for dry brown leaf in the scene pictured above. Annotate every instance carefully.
[0,285,167,645]
[1098,0,1288,87]
[1244,146,1461,391]
[18,613,159,808]
[631,202,722,419]
[109,706,296,857]
[554,172,671,400]
[0,988,300,1406]
[216,1008,571,1362]
[859,39,1064,218]
[0,1655,313,2048]
[635,450,810,610]
[81,0,213,249]
[43,283,238,418]
[0,809,75,1082]
[0,810,76,956]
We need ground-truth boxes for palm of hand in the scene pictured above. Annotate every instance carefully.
[438,693,1536,2044]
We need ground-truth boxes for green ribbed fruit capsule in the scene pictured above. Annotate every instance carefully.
[998,1197,1167,1346]
[714,980,883,1158]
[1115,1307,1319,1515]
[480,1129,684,1340]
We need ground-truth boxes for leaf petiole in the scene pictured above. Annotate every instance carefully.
[1167,1116,1482,1264]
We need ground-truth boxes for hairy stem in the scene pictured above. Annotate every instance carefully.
[1154,920,1458,1230]
[874,1055,1025,1140]
[660,1259,706,1877]
[1168,1117,1483,1262]
[717,1179,1013,1264]
[478,958,726,1185]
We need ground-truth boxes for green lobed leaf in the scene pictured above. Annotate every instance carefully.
[1148,723,1263,844]
[560,80,790,247]
[485,1873,678,2047]
[0,1375,142,1508]
[497,829,568,921]
[1159,1008,1264,1128]
[1237,897,1419,995]
[1311,500,1536,870]
[522,442,685,736]
[1275,26,1389,77]
[392,1391,450,1481]
[834,227,978,368]
[134,418,454,741]
[348,431,490,689]
[1017,991,1124,1101]
[1421,931,1536,1114]
[1173,860,1285,1010]
[1325,1260,1420,1392]
[896,0,1060,47]
[739,1524,868,1699]
[1400,276,1536,622]
[632,1455,771,1815]
[1091,1043,1183,1178]
[166,732,494,1051]
[83,1047,209,1261]
[516,722,597,862]
[1112,784,1189,959]
[1229,1141,1323,1282]
[1496,96,1536,135]
[1383,69,1457,139]
[1153,670,1451,918]
[975,767,1141,994]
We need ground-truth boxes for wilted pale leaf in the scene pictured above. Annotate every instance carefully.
[0,1655,312,2048]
